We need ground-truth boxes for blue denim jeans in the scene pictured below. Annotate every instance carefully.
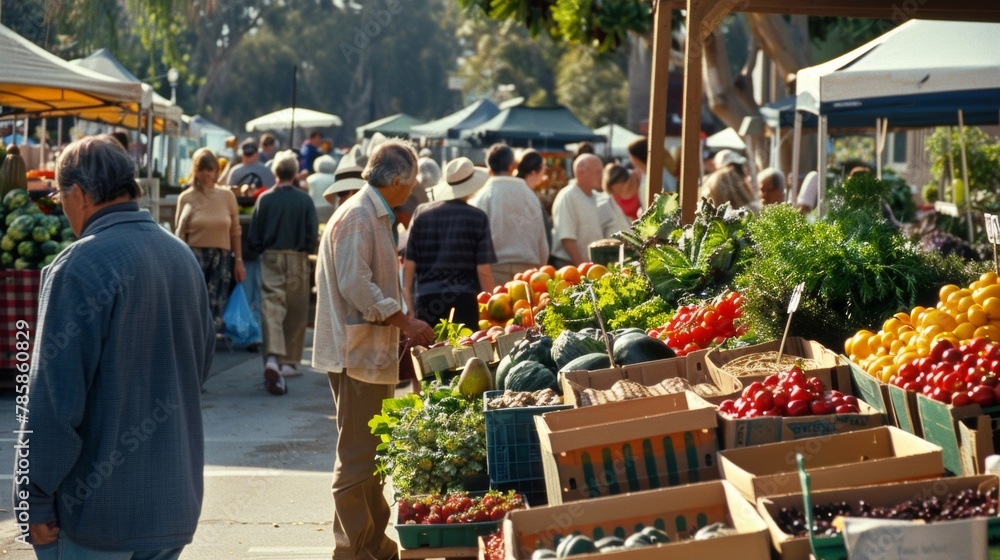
[34,532,184,560]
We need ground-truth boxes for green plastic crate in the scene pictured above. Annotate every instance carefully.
[396,517,501,549]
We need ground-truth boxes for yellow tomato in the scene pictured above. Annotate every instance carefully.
[939,284,961,302]
[974,285,1000,306]
[974,324,1000,341]
[980,271,998,286]
[984,297,1000,319]
[893,311,912,326]
[953,321,976,342]
[882,317,903,336]
[968,304,988,327]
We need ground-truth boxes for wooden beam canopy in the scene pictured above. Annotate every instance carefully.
[647,0,1000,224]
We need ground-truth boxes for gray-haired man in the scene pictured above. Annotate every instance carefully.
[313,139,435,560]
[17,134,214,559]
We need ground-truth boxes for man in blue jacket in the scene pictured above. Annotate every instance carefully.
[15,134,214,559]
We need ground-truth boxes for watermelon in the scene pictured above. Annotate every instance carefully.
[0,234,16,252]
[43,254,57,266]
[3,189,28,211]
[43,215,60,237]
[32,226,50,243]
[5,206,26,227]
[7,215,35,241]
[60,227,76,242]
[40,240,59,255]
[14,257,33,270]
[22,202,41,215]
[17,240,39,261]
[1,251,13,268]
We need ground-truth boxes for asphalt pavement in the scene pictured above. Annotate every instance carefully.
[0,330,408,559]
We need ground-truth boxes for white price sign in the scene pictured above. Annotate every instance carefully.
[986,213,1000,244]
[787,282,805,314]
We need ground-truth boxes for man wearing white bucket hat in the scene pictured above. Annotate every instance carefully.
[321,145,367,212]
[403,157,496,329]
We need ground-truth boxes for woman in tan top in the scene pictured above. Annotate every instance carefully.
[175,148,246,332]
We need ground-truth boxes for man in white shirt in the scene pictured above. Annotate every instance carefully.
[551,154,629,267]
[469,144,549,285]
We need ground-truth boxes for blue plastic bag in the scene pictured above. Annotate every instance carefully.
[222,284,262,346]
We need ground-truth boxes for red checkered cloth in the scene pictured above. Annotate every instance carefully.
[1,270,42,369]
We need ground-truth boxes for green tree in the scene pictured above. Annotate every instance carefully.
[555,47,627,128]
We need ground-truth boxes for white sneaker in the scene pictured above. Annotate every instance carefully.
[280,364,302,378]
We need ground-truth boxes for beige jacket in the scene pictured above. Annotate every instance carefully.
[312,185,402,384]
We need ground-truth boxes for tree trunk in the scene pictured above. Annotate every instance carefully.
[746,14,810,93]
[702,26,769,169]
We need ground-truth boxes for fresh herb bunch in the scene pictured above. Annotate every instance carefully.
[538,265,672,336]
[735,194,978,350]
[433,318,474,346]
[369,384,487,496]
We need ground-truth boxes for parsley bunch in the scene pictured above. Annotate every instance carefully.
[369,384,487,497]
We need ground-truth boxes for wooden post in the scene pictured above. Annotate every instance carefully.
[678,0,741,224]
[679,0,706,225]
[645,2,673,208]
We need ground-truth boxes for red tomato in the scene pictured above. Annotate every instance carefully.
[969,385,996,407]
[930,386,952,404]
[786,400,810,417]
[810,400,834,416]
[951,392,972,408]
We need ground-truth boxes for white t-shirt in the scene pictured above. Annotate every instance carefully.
[469,176,549,267]
[551,182,605,263]
[797,171,819,211]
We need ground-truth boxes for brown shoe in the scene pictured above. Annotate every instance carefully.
[264,367,287,396]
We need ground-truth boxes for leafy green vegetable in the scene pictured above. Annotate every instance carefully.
[539,265,672,337]
[735,183,980,350]
[369,383,486,497]
[433,318,473,346]
[643,198,752,304]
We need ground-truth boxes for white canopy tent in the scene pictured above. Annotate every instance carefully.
[705,128,746,151]
[792,19,1000,217]
[0,24,146,115]
[591,124,642,159]
[246,108,342,132]
[71,49,183,131]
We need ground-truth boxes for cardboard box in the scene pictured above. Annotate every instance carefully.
[917,393,998,475]
[757,475,1000,560]
[536,392,719,505]
[844,357,895,426]
[705,337,853,392]
[888,383,922,437]
[561,349,743,406]
[502,480,770,560]
[411,340,499,381]
[718,400,885,449]
[496,330,528,360]
[718,426,944,503]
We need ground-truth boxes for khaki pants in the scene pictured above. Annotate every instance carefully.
[260,250,310,364]
[490,261,538,287]
[329,371,397,560]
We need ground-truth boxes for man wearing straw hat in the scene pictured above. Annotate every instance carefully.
[321,145,367,211]
[312,139,435,560]
[403,157,496,330]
